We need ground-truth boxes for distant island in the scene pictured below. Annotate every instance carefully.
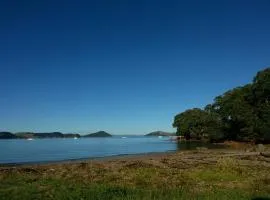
[145,131,175,137]
[0,130,175,139]
[0,131,110,139]
[83,131,112,137]
[16,132,81,139]
[0,132,17,139]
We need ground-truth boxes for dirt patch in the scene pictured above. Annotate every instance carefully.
[124,160,156,168]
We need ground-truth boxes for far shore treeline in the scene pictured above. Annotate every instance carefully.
[173,67,270,143]
[0,131,175,139]
[0,131,112,139]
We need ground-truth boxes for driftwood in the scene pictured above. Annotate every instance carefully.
[260,152,270,158]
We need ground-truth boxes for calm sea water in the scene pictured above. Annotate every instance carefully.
[0,136,220,164]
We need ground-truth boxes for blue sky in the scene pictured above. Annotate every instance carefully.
[0,0,270,134]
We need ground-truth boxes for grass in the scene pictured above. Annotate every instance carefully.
[0,180,256,200]
[1,149,270,199]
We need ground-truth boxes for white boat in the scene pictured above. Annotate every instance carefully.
[27,138,33,141]
[121,136,127,139]
[74,137,78,140]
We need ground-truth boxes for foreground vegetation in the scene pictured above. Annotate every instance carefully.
[1,147,270,200]
[173,67,270,143]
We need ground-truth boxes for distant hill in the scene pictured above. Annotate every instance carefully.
[33,132,64,138]
[15,132,35,139]
[0,132,17,139]
[0,131,113,139]
[15,132,81,139]
[145,131,176,137]
[83,131,112,137]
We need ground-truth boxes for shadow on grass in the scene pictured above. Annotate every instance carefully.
[252,198,270,200]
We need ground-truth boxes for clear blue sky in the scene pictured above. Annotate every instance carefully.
[0,0,269,134]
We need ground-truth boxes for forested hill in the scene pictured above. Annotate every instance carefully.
[0,131,113,139]
[83,131,112,137]
[173,67,270,143]
[0,132,17,139]
[0,132,81,139]
[145,131,175,136]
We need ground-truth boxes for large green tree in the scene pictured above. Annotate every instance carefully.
[210,85,258,141]
[251,68,270,142]
[173,67,270,143]
[173,108,223,141]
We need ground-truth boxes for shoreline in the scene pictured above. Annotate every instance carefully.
[0,142,251,168]
[0,141,265,168]
[1,148,268,166]
[0,150,176,167]
[0,147,262,169]
[0,141,230,167]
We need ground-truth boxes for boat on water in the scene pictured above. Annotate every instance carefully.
[27,138,34,141]
[74,137,78,140]
[121,136,127,139]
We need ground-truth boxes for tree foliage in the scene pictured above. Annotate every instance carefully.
[173,108,223,141]
[173,67,270,143]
